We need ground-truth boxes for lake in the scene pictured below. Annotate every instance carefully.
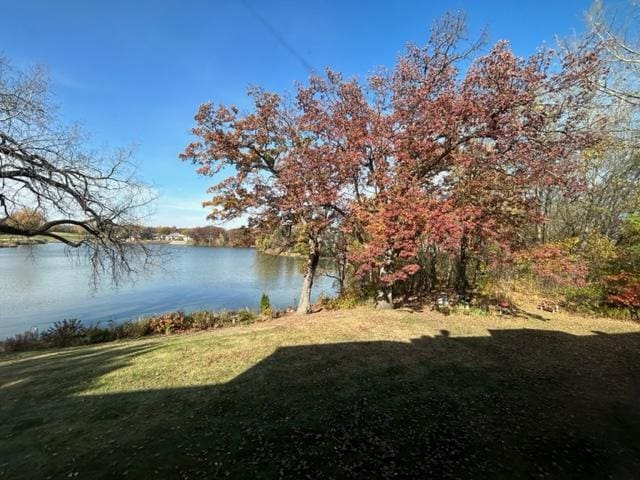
[0,243,335,338]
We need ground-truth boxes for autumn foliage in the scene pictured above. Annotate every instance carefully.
[517,243,589,288]
[604,272,640,317]
[182,13,618,313]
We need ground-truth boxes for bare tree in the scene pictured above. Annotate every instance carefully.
[586,0,640,106]
[0,55,156,284]
[545,1,640,244]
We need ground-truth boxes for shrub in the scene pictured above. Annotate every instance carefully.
[111,319,151,339]
[1,308,264,354]
[213,312,231,327]
[563,284,605,313]
[260,293,271,315]
[43,319,85,348]
[323,294,361,310]
[320,288,368,310]
[147,311,191,334]
[0,330,42,353]
[516,243,588,290]
[189,310,222,329]
[594,305,633,320]
[452,305,488,316]
[603,272,640,319]
[234,309,257,324]
[83,325,116,344]
[581,233,618,280]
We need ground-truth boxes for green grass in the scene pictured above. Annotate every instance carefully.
[2,307,640,478]
[0,231,84,246]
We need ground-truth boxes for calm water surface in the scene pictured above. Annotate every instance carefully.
[0,244,334,337]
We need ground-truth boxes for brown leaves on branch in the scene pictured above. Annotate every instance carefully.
[182,12,605,308]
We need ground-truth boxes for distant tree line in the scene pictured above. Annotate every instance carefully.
[185,225,254,247]
[1,208,256,249]
[131,224,254,247]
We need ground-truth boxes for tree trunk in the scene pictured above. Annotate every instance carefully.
[376,286,393,309]
[536,187,551,244]
[334,252,346,296]
[429,244,438,291]
[296,240,320,314]
[456,235,469,296]
[375,250,394,309]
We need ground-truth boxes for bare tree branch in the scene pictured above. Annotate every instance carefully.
[0,55,159,285]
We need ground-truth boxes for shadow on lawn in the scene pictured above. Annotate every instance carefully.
[510,306,552,322]
[2,329,640,479]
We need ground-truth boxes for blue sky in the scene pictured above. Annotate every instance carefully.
[1,0,595,227]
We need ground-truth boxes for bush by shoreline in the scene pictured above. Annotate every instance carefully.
[0,308,268,354]
[4,287,636,355]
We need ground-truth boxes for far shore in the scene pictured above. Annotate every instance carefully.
[0,235,304,257]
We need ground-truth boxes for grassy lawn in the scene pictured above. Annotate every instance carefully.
[0,232,84,246]
[2,307,640,478]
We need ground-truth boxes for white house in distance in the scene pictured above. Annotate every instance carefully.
[165,232,190,243]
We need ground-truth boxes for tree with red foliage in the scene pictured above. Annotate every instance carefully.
[443,40,602,292]
[181,87,351,313]
[183,12,603,311]
[343,16,602,301]
[517,243,589,289]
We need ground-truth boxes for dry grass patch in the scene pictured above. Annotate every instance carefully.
[1,306,640,478]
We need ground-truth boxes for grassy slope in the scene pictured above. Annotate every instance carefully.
[2,307,640,479]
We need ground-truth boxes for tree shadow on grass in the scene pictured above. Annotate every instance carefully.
[509,306,552,322]
[2,330,640,479]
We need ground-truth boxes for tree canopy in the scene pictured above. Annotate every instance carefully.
[183,9,637,316]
